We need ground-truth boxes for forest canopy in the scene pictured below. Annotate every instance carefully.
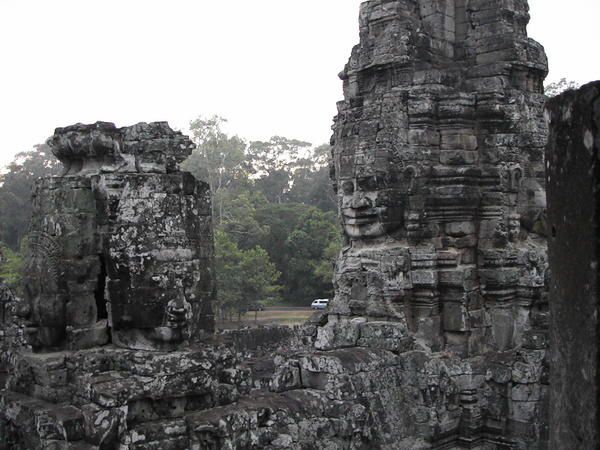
[0,116,340,315]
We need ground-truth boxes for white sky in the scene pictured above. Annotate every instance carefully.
[0,0,598,169]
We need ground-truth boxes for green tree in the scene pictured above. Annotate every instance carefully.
[284,207,339,304]
[214,230,244,320]
[247,136,312,203]
[183,115,340,308]
[239,246,281,311]
[314,239,342,286]
[287,144,336,212]
[214,230,281,320]
[0,145,60,250]
[0,242,24,292]
[253,202,308,275]
[183,115,249,224]
[545,78,580,97]
[219,190,270,250]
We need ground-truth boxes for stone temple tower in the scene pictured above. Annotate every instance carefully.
[320,0,549,359]
[19,122,215,351]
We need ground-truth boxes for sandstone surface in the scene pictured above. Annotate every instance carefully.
[0,1,555,448]
[546,81,600,450]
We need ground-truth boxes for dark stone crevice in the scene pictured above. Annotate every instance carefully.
[95,253,108,322]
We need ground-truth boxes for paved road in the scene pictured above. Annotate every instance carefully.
[263,306,312,312]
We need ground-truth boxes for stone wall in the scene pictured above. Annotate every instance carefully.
[545,81,600,449]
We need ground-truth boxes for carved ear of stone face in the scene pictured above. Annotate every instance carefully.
[517,179,547,233]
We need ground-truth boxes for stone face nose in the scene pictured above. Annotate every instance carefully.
[351,191,371,209]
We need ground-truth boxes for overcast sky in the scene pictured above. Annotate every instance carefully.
[0,0,598,169]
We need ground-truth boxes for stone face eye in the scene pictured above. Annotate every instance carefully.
[357,176,378,191]
[376,176,389,189]
[342,180,354,195]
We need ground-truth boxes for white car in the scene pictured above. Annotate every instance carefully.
[311,298,329,310]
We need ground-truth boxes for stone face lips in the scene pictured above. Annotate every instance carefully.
[545,81,600,450]
[21,122,215,351]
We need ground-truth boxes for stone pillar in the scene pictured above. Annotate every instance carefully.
[19,122,215,351]
[322,0,549,358]
[315,0,551,446]
[546,81,600,449]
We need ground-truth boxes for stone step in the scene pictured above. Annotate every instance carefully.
[122,418,188,450]
[1,390,86,446]
[88,369,218,408]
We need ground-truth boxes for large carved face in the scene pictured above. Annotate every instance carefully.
[334,148,408,240]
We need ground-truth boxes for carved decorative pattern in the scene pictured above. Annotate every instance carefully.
[25,232,61,283]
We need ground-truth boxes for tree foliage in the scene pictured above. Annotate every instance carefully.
[182,115,249,224]
[545,78,581,97]
[214,230,281,319]
[184,115,340,310]
[0,242,24,292]
[0,145,60,250]
[284,208,340,303]
[0,116,341,317]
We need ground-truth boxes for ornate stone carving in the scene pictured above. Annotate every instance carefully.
[19,122,215,351]
[48,121,196,175]
[323,0,549,359]
[310,0,551,447]
[1,2,556,448]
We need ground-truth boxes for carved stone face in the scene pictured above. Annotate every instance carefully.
[339,175,405,238]
[334,149,407,240]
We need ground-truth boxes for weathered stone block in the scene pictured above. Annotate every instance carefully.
[546,81,600,449]
[35,405,85,441]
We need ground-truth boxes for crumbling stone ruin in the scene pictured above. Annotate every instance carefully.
[161,0,550,448]
[0,0,565,448]
[21,122,215,352]
[545,81,600,449]
[0,123,234,448]
[315,0,549,445]
[323,0,548,355]
[0,250,15,383]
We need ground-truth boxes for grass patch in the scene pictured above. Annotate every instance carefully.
[217,308,313,329]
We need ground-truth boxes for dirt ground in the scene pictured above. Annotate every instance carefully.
[216,307,315,330]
